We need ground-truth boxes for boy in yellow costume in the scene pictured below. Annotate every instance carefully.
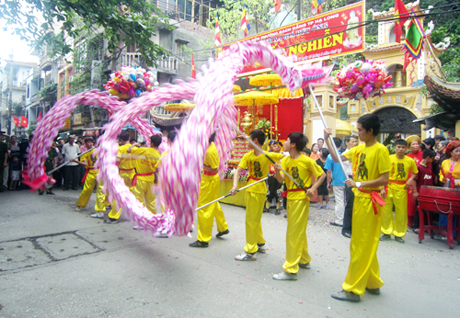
[106,131,136,224]
[74,138,106,217]
[273,132,325,280]
[190,132,229,247]
[127,135,161,214]
[325,114,390,302]
[230,129,284,261]
[380,139,418,243]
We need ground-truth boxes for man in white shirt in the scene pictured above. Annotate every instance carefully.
[341,135,359,238]
[62,134,80,190]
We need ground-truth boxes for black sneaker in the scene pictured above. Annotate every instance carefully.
[275,209,281,215]
[46,191,55,195]
[104,217,118,224]
[189,240,209,248]
[216,229,229,237]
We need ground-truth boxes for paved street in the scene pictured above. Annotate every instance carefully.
[0,189,458,317]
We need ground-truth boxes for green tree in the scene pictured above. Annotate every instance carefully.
[0,0,171,67]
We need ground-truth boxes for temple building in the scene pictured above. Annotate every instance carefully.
[306,1,457,142]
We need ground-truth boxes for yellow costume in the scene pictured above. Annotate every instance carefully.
[342,142,390,296]
[280,155,324,273]
[108,144,136,220]
[131,147,159,214]
[239,150,283,254]
[439,159,460,187]
[76,149,106,212]
[196,142,228,243]
[381,155,418,237]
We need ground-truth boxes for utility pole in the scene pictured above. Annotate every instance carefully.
[297,0,301,21]
[8,61,13,135]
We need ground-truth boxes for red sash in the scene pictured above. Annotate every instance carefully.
[358,188,386,215]
[281,188,304,198]
[81,168,94,183]
[203,170,217,176]
[132,172,154,186]
[389,180,406,185]
[247,176,261,182]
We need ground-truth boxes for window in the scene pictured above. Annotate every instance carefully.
[186,0,193,21]
[175,40,188,61]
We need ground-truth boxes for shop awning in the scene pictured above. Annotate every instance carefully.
[413,111,460,131]
[336,119,357,136]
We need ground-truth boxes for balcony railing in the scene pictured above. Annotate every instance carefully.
[121,53,178,73]
[157,57,178,72]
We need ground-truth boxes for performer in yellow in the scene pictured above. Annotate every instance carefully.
[272,132,325,280]
[74,138,106,217]
[127,135,161,214]
[380,139,418,243]
[325,114,390,302]
[190,132,229,248]
[106,131,136,223]
[230,129,284,261]
[439,140,460,188]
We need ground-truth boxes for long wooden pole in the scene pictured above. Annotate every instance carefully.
[308,83,349,179]
[196,177,268,211]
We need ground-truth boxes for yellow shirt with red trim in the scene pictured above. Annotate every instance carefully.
[388,154,418,191]
[81,148,98,175]
[117,144,135,172]
[202,142,220,181]
[281,154,324,200]
[131,147,160,183]
[238,150,283,194]
[343,142,390,198]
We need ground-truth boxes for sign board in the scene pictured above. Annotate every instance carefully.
[60,117,71,131]
[219,1,365,74]
[73,113,82,125]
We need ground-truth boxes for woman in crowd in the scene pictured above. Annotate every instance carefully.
[310,143,320,160]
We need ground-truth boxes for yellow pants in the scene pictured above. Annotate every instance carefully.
[76,173,106,212]
[381,187,408,237]
[108,171,134,220]
[244,192,266,254]
[132,179,156,214]
[342,196,384,296]
[283,199,311,274]
[196,177,228,243]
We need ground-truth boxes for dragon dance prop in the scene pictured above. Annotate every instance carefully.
[26,41,331,237]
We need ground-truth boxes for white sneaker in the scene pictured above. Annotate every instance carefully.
[257,243,269,253]
[273,271,298,280]
[235,252,257,261]
[75,207,82,212]
[90,212,104,218]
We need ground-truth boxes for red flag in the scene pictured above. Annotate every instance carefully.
[37,112,43,122]
[20,115,28,128]
[240,5,250,37]
[191,54,196,79]
[274,0,281,13]
[12,116,19,127]
[394,0,409,43]
[214,16,221,47]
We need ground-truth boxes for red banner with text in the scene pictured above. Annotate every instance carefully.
[219,1,365,74]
